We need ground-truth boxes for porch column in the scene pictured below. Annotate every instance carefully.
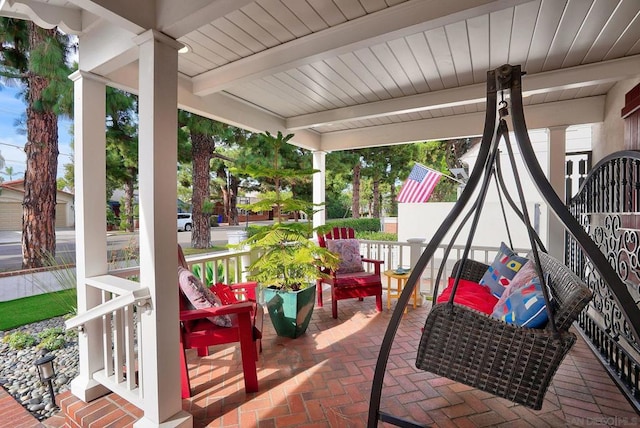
[547,126,568,261]
[313,150,327,229]
[133,30,192,428]
[69,70,110,402]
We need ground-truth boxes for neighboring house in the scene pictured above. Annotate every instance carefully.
[0,179,74,231]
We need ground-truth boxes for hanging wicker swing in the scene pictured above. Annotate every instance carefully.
[367,64,635,428]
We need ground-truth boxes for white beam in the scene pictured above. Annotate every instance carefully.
[288,55,640,130]
[104,62,321,151]
[192,0,532,96]
[78,19,138,75]
[320,96,605,151]
[69,0,150,34]
[1,0,82,34]
[157,0,253,39]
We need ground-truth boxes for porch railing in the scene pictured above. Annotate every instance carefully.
[64,248,251,409]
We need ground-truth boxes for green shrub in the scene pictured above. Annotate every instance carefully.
[325,218,381,233]
[37,327,68,350]
[358,231,397,241]
[2,331,36,349]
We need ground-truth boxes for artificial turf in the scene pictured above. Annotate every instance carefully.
[0,289,76,331]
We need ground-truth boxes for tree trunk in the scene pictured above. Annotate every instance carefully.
[352,162,361,218]
[123,172,135,232]
[228,175,239,226]
[373,179,380,218]
[22,23,58,269]
[191,132,214,248]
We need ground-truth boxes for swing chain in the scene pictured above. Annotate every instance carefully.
[499,90,509,118]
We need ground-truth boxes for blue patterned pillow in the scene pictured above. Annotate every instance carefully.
[491,275,550,328]
[479,242,528,297]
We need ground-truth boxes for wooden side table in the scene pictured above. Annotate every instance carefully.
[384,270,419,312]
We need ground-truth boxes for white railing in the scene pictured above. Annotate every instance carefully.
[65,248,250,409]
[65,275,149,407]
[360,240,528,297]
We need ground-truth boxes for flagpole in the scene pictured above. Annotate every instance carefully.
[415,162,466,185]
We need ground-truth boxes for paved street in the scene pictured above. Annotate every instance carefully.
[0,224,254,272]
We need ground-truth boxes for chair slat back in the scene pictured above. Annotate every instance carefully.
[318,227,355,248]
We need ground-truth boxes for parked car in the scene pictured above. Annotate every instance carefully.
[177,213,192,231]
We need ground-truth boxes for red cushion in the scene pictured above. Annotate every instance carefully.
[437,277,499,315]
[334,271,381,287]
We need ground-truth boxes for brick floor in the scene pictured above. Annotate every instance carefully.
[2,295,633,427]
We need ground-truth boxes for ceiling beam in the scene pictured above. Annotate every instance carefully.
[192,0,532,96]
[157,0,253,39]
[319,96,605,151]
[104,62,321,151]
[287,55,640,130]
[70,0,150,34]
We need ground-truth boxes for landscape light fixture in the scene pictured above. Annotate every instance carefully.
[35,354,57,409]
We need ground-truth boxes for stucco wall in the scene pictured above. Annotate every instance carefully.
[592,76,640,162]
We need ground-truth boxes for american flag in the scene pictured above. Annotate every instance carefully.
[396,164,442,203]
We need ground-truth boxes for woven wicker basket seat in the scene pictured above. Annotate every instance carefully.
[416,252,593,410]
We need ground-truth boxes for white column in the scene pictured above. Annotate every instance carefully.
[312,151,327,229]
[69,70,110,402]
[547,126,568,260]
[133,30,191,428]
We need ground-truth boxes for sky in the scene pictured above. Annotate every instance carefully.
[0,84,74,180]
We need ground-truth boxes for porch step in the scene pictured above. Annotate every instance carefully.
[43,391,142,427]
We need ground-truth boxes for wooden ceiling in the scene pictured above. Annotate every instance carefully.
[2,0,640,150]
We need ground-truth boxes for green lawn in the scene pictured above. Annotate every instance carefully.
[0,289,76,331]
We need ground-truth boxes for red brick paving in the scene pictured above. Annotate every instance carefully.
[0,296,632,427]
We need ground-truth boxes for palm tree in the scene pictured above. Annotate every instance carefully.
[0,18,73,268]
[3,165,14,180]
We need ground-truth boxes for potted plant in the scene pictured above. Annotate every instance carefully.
[236,131,339,338]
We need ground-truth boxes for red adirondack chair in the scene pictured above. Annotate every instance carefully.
[317,227,384,318]
[178,246,263,398]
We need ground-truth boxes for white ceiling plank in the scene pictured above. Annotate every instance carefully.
[192,0,533,95]
[185,31,240,63]
[445,21,474,86]
[228,81,304,115]
[298,64,358,103]
[157,0,254,39]
[354,48,405,97]
[178,55,211,77]
[242,2,295,44]
[387,38,430,93]
[180,33,228,67]
[338,52,393,100]
[362,0,389,14]
[310,61,369,104]
[226,9,281,48]
[197,24,253,58]
[281,0,328,32]
[213,18,266,54]
[370,42,417,96]
[320,96,605,150]
[425,27,458,88]
[333,0,367,20]
[406,32,444,91]
[562,0,618,67]
[524,0,566,74]
[285,69,350,107]
[507,0,539,66]
[272,71,343,109]
[467,15,490,83]
[308,0,348,26]
[323,57,382,102]
[542,0,592,71]
[257,0,312,38]
[260,75,322,114]
[602,8,640,60]
[286,54,640,130]
[583,0,640,63]
[557,87,580,101]
[488,8,513,69]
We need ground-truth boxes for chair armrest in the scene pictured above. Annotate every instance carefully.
[229,281,259,301]
[179,301,254,322]
[362,258,384,274]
